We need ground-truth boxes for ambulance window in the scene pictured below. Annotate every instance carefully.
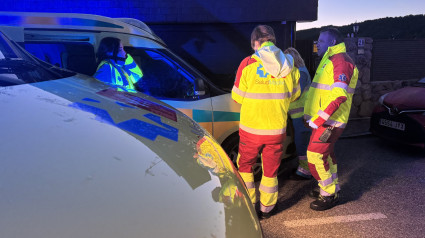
[0,32,75,86]
[24,42,97,75]
[125,47,197,100]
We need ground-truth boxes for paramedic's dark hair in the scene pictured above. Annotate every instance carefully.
[320,27,343,45]
[97,37,121,64]
[251,25,276,50]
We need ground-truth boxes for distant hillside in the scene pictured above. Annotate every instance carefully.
[297,14,425,40]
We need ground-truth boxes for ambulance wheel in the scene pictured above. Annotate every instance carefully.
[221,133,262,181]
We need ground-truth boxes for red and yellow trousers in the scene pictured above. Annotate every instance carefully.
[237,129,285,213]
[307,125,344,196]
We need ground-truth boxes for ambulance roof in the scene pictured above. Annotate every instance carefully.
[0,12,164,45]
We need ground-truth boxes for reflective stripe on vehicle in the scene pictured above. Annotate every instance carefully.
[0,15,124,29]
[192,110,240,123]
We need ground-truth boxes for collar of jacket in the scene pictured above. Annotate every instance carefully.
[259,41,275,49]
[324,42,346,58]
[105,59,125,67]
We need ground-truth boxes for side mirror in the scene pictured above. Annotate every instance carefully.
[194,78,206,96]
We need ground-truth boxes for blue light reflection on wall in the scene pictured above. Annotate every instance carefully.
[1,0,139,20]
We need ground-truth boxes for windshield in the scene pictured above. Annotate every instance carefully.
[125,46,225,99]
[0,31,75,87]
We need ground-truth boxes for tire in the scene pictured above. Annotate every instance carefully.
[221,133,263,181]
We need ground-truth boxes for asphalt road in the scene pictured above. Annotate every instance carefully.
[260,135,425,238]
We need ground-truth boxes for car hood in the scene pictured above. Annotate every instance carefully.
[383,86,425,110]
[0,75,261,238]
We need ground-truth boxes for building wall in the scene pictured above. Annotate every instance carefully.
[371,39,425,82]
[2,0,317,23]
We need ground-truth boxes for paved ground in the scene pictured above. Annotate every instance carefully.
[259,135,425,238]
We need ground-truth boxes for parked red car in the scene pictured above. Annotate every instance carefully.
[370,77,425,149]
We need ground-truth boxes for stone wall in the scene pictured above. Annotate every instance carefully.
[344,37,374,118]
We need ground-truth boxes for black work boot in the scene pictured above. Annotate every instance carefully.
[308,187,320,198]
[259,204,279,220]
[310,193,340,211]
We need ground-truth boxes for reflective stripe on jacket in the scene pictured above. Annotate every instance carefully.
[232,42,301,137]
[94,54,143,93]
[304,43,358,128]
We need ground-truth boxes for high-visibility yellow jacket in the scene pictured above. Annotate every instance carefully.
[94,54,143,93]
[232,42,300,139]
[288,66,311,119]
[304,43,358,128]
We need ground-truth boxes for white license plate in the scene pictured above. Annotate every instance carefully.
[379,118,405,131]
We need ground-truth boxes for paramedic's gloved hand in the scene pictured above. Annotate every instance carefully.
[307,120,318,129]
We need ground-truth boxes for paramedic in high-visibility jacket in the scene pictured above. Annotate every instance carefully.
[232,25,300,219]
[94,37,143,93]
[304,27,358,211]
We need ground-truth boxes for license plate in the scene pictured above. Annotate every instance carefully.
[379,118,405,131]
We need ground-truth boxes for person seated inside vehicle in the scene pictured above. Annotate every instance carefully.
[94,37,143,93]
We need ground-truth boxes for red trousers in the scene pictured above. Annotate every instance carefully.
[307,125,344,196]
[237,129,285,211]
[237,129,285,177]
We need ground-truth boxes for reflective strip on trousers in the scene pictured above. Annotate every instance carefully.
[320,184,340,196]
[259,175,278,212]
[239,172,256,204]
[319,173,338,187]
[307,150,339,195]
[297,155,311,176]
